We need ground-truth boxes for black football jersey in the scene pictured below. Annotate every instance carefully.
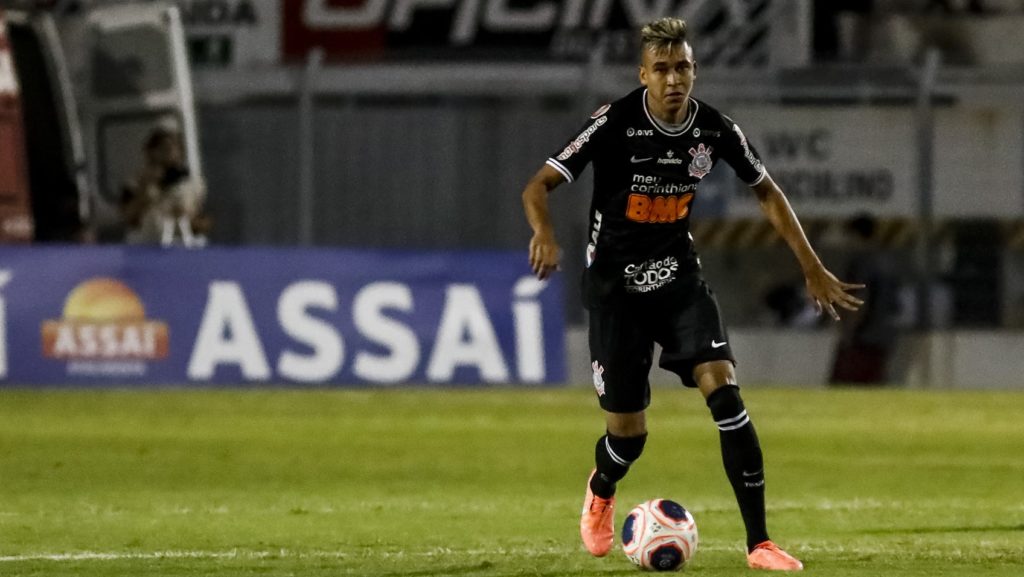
[546,87,768,306]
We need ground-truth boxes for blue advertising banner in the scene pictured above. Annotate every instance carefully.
[0,246,565,386]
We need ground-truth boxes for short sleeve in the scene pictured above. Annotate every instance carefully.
[545,104,613,183]
[718,115,768,186]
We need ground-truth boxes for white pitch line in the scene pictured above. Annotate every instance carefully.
[0,545,1007,565]
[0,540,1016,564]
[0,546,724,563]
[0,550,249,562]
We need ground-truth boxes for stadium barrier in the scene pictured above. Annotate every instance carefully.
[4,245,1018,389]
[0,246,565,386]
[567,327,1024,390]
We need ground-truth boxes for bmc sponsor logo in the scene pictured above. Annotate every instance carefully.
[626,193,694,224]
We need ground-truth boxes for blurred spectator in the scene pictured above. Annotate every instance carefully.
[763,282,822,328]
[814,0,874,61]
[818,0,1012,65]
[120,125,209,246]
[829,214,904,385]
[926,0,956,12]
[922,0,988,13]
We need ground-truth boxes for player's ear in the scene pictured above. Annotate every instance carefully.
[639,64,648,87]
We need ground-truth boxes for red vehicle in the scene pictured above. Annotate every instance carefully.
[0,10,33,242]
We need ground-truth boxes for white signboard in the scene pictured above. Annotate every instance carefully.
[711,106,1024,219]
[934,106,1024,218]
[175,0,279,68]
[718,107,919,218]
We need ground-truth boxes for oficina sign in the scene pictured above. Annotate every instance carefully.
[0,246,565,385]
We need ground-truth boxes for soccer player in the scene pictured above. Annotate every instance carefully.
[520,18,864,571]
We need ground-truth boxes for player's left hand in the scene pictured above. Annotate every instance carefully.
[803,264,865,321]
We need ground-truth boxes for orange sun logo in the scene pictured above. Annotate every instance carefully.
[41,278,169,360]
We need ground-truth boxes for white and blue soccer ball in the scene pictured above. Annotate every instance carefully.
[621,498,699,571]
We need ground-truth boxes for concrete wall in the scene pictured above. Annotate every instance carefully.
[566,327,1024,389]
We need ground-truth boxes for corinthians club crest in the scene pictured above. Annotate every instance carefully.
[592,361,606,397]
[688,143,714,179]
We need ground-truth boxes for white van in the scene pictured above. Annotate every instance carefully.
[2,0,201,243]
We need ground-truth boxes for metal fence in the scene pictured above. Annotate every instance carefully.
[191,57,1024,327]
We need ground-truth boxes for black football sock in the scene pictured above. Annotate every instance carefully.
[706,385,770,552]
[590,432,647,499]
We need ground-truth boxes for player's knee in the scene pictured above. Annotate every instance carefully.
[604,432,648,466]
[606,410,647,437]
[706,384,750,431]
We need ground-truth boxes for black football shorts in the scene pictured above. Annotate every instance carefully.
[587,276,735,413]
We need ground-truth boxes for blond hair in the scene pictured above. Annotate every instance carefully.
[640,18,689,55]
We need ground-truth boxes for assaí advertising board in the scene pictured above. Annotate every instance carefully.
[0,246,565,385]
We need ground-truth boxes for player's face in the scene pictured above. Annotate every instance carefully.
[150,135,185,168]
[639,42,696,119]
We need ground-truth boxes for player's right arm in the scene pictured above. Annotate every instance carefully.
[525,101,613,279]
[521,164,566,280]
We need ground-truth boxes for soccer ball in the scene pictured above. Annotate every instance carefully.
[621,499,698,571]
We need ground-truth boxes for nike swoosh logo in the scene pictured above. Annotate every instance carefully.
[630,156,653,163]
[742,469,763,477]
[711,340,727,348]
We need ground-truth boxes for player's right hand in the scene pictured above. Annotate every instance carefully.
[529,231,561,280]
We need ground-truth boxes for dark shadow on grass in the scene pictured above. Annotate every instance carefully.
[864,524,1024,535]
[378,563,492,577]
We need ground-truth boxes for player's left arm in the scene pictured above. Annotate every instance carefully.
[752,175,865,320]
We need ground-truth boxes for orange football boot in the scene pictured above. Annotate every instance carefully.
[579,469,615,556]
[747,540,804,571]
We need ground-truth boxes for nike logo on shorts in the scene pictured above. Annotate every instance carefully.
[711,340,727,348]
[630,156,653,163]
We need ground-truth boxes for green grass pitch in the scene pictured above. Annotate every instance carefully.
[1,386,1021,576]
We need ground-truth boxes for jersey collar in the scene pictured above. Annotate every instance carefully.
[642,89,698,137]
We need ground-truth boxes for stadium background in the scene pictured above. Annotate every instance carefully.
[2,2,1024,576]
[5,0,1024,388]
